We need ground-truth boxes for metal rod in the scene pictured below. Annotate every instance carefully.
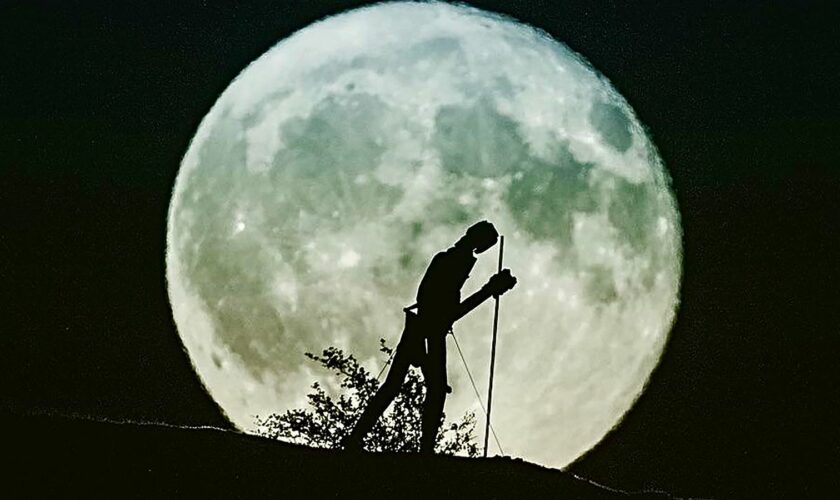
[484,235,504,458]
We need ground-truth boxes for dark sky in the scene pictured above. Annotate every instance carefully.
[2,1,838,498]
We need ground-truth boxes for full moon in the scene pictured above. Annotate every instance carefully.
[166,2,681,469]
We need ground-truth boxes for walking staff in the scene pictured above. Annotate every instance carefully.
[484,235,504,457]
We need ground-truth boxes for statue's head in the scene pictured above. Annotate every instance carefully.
[458,220,499,254]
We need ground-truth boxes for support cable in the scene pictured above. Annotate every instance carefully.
[451,333,504,455]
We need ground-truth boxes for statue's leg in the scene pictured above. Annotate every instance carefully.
[342,346,411,450]
[420,334,448,454]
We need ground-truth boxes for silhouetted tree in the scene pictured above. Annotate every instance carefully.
[256,339,479,456]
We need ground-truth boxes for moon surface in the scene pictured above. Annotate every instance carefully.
[166,1,681,469]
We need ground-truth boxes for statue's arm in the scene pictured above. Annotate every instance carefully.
[452,269,517,323]
[452,286,495,323]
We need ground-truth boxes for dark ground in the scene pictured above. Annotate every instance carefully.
[3,413,671,499]
[2,1,839,499]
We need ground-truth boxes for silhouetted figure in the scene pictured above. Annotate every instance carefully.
[343,220,517,454]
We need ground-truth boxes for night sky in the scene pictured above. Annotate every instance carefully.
[2,1,838,498]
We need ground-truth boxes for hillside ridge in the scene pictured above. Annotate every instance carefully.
[3,412,677,499]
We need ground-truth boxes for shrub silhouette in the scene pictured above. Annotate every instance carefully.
[256,339,479,456]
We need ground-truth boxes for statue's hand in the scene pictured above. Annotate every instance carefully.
[484,268,517,297]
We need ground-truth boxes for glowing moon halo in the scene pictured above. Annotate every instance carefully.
[166,1,682,469]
